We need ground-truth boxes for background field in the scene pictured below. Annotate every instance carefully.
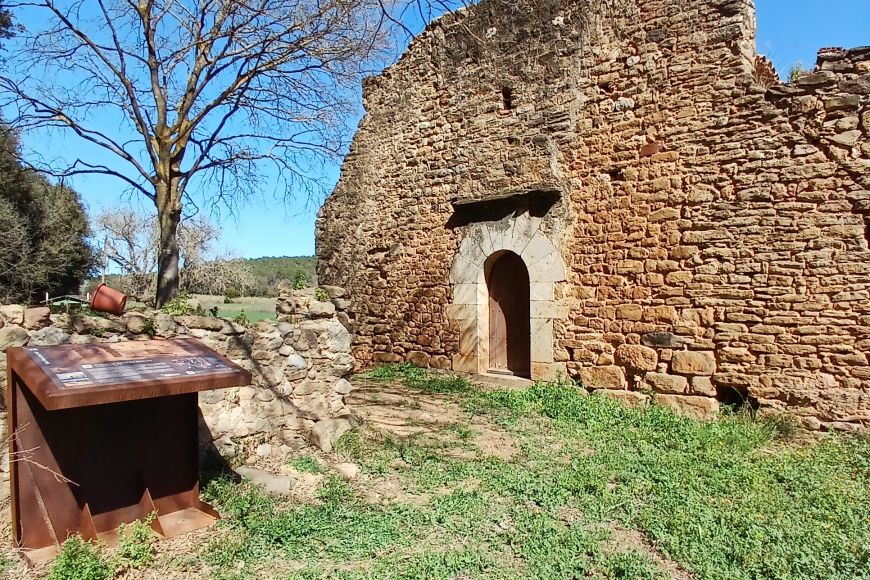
[192,295,277,322]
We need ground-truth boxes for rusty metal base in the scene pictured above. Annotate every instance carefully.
[9,382,219,564]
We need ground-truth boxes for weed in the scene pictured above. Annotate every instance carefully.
[233,310,250,326]
[788,62,805,83]
[142,317,156,338]
[48,536,113,580]
[445,423,474,441]
[601,551,667,580]
[363,363,472,394]
[288,454,324,474]
[314,287,329,301]
[116,513,157,570]
[88,327,104,338]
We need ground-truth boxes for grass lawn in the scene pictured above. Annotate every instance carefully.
[191,295,277,323]
[23,366,870,579]
[200,366,870,579]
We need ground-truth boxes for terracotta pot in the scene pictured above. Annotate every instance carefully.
[90,283,127,315]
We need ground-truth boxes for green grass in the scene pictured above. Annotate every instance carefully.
[288,454,325,474]
[143,367,870,578]
[363,362,473,394]
[193,295,276,322]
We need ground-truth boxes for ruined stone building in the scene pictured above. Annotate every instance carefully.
[316,0,870,431]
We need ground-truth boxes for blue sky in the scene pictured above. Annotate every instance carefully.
[15,1,870,259]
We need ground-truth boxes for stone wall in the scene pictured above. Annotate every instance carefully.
[316,0,870,431]
[0,285,356,462]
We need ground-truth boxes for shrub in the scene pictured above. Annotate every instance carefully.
[233,310,250,326]
[293,269,307,290]
[161,291,192,315]
[314,287,329,302]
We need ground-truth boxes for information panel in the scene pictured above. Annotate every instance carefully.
[24,339,236,390]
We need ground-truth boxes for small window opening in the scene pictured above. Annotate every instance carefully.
[501,87,513,110]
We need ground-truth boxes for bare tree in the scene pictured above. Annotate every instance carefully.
[1,0,390,306]
[96,207,253,303]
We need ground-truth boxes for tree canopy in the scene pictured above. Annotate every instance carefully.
[0,125,95,303]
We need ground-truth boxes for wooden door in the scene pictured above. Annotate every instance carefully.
[487,252,531,377]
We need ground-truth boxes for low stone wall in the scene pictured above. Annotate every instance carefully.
[0,285,357,464]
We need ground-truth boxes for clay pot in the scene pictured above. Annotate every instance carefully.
[90,283,127,315]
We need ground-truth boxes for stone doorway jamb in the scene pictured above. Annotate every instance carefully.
[448,213,567,381]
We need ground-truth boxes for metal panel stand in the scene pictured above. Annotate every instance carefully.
[6,339,250,565]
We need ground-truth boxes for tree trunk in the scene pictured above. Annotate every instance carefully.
[155,183,182,307]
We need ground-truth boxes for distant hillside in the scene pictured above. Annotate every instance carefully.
[88,255,316,299]
[245,255,317,296]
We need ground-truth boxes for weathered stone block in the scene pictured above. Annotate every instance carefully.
[616,304,643,321]
[690,376,717,397]
[406,350,431,367]
[176,315,224,331]
[0,327,29,351]
[579,366,626,390]
[309,301,336,318]
[373,352,403,364]
[671,351,717,376]
[23,307,51,330]
[614,344,658,372]
[644,372,689,394]
[0,305,24,325]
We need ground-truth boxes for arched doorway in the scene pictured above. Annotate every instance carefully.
[486,251,531,377]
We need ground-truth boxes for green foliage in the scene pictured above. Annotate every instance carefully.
[601,551,667,580]
[208,305,220,317]
[0,125,96,303]
[0,553,10,575]
[89,327,104,338]
[233,310,250,326]
[288,454,324,474]
[244,256,316,296]
[788,62,805,83]
[48,536,113,580]
[224,287,241,300]
[117,513,157,570]
[292,269,307,290]
[364,363,472,395]
[142,317,156,338]
[161,291,193,315]
[201,474,422,577]
[314,287,329,302]
[102,366,870,578]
